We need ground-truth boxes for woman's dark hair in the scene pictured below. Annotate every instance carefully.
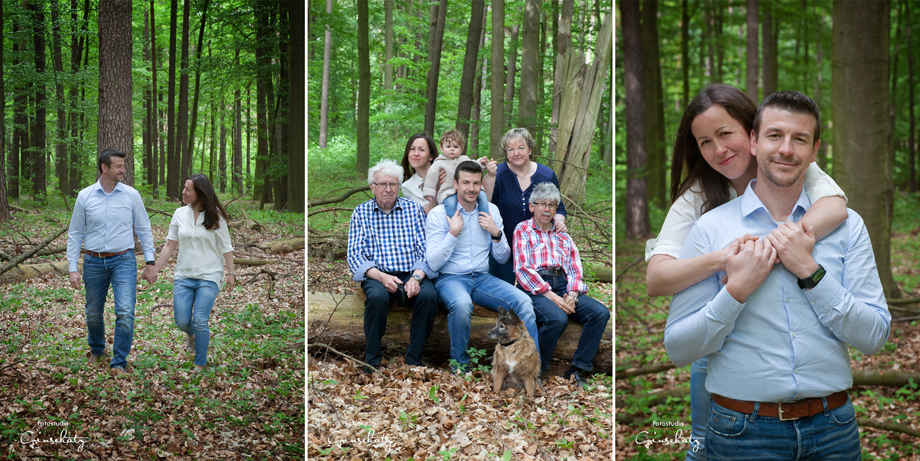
[670,83,757,214]
[186,174,230,230]
[400,133,438,182]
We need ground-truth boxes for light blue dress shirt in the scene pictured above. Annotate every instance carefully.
[67,181,155,272]
[665,179,890,402]
[425,202,511,274]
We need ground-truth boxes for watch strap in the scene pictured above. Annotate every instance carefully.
[797,265,826,290]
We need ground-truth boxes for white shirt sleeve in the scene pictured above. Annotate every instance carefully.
[803,162,847,204]
[400,174,427,206]
[645,185,707,261]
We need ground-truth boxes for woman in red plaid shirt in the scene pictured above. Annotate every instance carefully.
[512,182,610,388]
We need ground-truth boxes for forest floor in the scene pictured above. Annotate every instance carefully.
[614,196,920,460]
[0,195,305,460]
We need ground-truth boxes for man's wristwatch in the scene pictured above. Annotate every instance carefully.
[491,230,503,241]
[146,261,155,266]
[411,274,423,283]
[797,265,826,290]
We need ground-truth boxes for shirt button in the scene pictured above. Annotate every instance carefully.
[792,333,796,338]
[830,327,834,331]
[795,369,799,374]
[785,297,791,303]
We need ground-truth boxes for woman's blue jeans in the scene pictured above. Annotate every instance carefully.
[173,278,219,366]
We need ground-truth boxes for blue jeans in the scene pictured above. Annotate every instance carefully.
[706,396,860,460]
[434,272,538,368]
[83,252,137,369]
[527,274,609,372]
[443,191,490,217]
[488,253,516,286]
[173,278,219,366]
[361,272,439,367]
[688,357,709,461]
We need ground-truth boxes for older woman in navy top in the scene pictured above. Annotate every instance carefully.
[483,128,567,284]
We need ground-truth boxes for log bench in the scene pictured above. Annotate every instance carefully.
[307,291,613,374]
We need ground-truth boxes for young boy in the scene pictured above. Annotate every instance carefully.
[423,129,490,216]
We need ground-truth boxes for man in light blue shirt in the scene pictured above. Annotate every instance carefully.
[67,149,156,376]
[665,91,889,460]
[426,161,538,371]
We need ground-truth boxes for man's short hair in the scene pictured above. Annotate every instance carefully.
[367,159,403,185]
[454,160,482,181]
[529,182,561,205]
[440,129,465,149]
[752,91,822,145]
[97,148,127,174]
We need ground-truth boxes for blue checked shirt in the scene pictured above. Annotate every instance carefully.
[347,197,435,281]
[67,181,156,272]
[665,179,890,402]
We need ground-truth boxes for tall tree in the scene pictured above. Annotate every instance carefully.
[620,1,650,238]
[832,0,899,300]
[356,0,370,176]
[550,0,574,153]
[456,0,486,147]
[470,7,489,158]
[98,0,134,184]
[424,0,448,137]
[384,0,394,92]
[10,25,25,200]
[288,0,305,213]
[68,0,90,193]
[0,0,9,221]
[490,0,505,159]
[149,0,158,194]
[907,0,916,192]
[167,0,179,197]
[253,0,270,201]
[219,98,226,193]
[29,1,48,198]
[518,0,540,137]
[177,0,192,181]
[143,8,152,188]
[642,0,666,206]
[503,24,520,122]
[186,0,210,174]
[762,1,777,96]
[51,2,68,195]
[319,0,332,148]
[233,50,243,193]
[681,0,688,105]
[274,1,290,211]
[746,0,759,102]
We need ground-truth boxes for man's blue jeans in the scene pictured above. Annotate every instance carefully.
[434,272,538,368]
[688,356,709,461]
[706,395,860,460]
[173,278,220,367]
[83,252,137,369]
[527,274,610,372]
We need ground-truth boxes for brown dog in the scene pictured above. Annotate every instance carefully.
[488,307,542,398]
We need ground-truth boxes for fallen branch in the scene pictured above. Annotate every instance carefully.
[888,297,920,305]
[308,342,386,377]
[857,418,920,438]
[0,226,69,277]
[235,258,274,266]
[308,185,371,208]
[616,362,678,380]
[144,206,174,218]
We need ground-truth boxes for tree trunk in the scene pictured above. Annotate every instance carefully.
[0,0,8,222]
[29,1,48,198]
[149,0,158,195]
[832,0,900,300]
[356,0,370,176]
[219,98,227,193]
[681,0,689,106]
[490,0,505,160]
[167,0,179,198]
[517,0,540,137]
[254,1,271,204]
[550,0,574,154]
[457,0,486,147]
[274,1,290,211]
[715,3,723,83]
[470,6,489,158]
[68,0,90,194]
[307,292,612,375]
[745,0,758,103]
[233,49,243,194]
[319,0,332,148]
[97,0,133,185]
[641,0,665,206]
[288,0,305,214]
[186,0,210,176]
[503,24,520,123]
[620,2,650,239]
[889,1,903,194]
[761,1,777,96]
[423,0,448,137]
[10,27,24,200]
[177,0,192,182]
[908,0,916,192]
[51,2,68,195]
[384,0,394,92]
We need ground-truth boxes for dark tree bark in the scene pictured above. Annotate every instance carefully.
[208,98,216,181]
[9,25,24,200]
[356,0,370,176]
[762,2,777,96]
[274,1,290,211]
[288,0,305,214]
[518,0,540,136]
[177,0,192,182]
[890,0,904,191]
[715,2,723,83]
[233,49,243,193]
[490,0,505,159]
[620,0,651,239]
[641,0,666,206]
[51,2,68,195]
[832,0,900,300]
[470,5,489,158]
[319,0,332,148]
[167,0,179,198]
[908,0,916,192]
[0,0,9,221]
[143,8,152,188]
[186,0,210,175]
[29,1,48,198]
[457,0,486,147]
[219,97,227,193]
[745,0,758,102]
[149,0,158,194]
[384,0,394,92]
[68,0,90,194]
[423,0,448,137]
[681,0,689,106]
[503,24,520,122]
[97,0,133,184]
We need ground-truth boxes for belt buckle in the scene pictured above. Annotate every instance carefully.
[777,401,800,421]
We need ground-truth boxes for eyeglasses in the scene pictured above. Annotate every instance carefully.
[372,182,399,190]
[533,201,558,209]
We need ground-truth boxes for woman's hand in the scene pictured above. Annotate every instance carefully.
[226,274,235,292]
[437,169,447,189]
[553,214,567,233]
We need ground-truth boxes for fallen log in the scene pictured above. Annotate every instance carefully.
[259,237,305,255]
[0,226,69,278]
[307,292,613,374]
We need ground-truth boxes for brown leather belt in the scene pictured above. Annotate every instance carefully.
[83,249,129,258]
[712,390,849,421]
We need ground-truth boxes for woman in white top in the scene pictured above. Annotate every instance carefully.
[150,174,235,372]
[399,133,445,214]
[645,84,848,461]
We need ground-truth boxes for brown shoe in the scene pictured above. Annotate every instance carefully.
[86,352,103,365]
[110,366,127,377]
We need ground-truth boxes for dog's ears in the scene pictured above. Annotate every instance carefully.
[497,306,508,316]
[506,307,521,322]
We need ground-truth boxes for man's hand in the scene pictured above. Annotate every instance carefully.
[376,272,404,293]
[553,214,567,233]
[479,212,500,238]
[724,237,777,303]
[446,210,464,237]
[143,265,158,284]
[405,276,420,298]
[543,291,575,314]
[563,291,579,312]
[766,221,818,279]
[69,271,81,290]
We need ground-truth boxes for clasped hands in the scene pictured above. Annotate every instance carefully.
[544,290,580,314]
[722,221,817,302]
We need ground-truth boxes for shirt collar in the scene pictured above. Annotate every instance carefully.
[740,179,811,222]
[372,196,403,213]
[525,217,553,233]
[92,181,124,194]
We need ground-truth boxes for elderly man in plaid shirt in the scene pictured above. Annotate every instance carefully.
[347,159,439,374]
[513,182,610,388]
